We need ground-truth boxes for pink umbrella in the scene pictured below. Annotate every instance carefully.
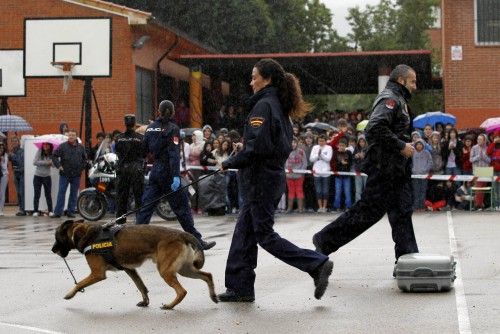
[34,137,64,150]
[480,117,500,133]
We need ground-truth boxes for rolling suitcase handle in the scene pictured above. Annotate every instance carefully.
[412,267,436,277]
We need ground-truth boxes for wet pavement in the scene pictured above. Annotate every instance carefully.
[0,207,499,334]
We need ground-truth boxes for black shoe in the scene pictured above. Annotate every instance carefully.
[312,234,326,255]
[66,213,76,218]
[310,260,334,300]
[16,211,27,216]
[200,240,216,250]
[51,214,62,219]
[218,289,255,303]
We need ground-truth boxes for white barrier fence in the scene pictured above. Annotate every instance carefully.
[182,165,500,183]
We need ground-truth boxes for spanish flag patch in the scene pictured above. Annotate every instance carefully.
[249,117,265,128]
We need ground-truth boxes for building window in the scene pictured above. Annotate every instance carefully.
[431,6,441,29]
[475,0,500,45]
[136,67,153,124]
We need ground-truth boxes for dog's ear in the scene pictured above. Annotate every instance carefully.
[73,224,101,253]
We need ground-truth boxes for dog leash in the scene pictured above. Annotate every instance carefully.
[63,258,84,292]
[102,168,223,229]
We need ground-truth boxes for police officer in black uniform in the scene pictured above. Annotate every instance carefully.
[114,114,145,224]
[136,100,215,250]
[313,64,419,263]
[218,59,333,303]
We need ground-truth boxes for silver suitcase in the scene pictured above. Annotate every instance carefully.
[394,253,456,292]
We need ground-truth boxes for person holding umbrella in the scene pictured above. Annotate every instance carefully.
[32,142,55,217]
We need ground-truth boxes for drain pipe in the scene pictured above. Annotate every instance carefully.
[154,34,179,116]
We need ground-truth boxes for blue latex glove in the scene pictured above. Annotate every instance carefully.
[171,176,181,191]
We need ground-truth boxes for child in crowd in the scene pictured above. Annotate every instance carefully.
[353,134,368,203]
[285,137,307,213]
[310,134,332,212]
[443,128,463,176]
[412,139,433,211]
[333,137,352,211]
[33,142,55,216]
[470,133,491,210]
[454,181,472,210]
[461,135,474,175]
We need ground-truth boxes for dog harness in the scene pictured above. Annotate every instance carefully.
[82,225,124,270]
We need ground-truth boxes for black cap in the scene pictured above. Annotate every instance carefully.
[124,114,136,127]
[159,100,175,118]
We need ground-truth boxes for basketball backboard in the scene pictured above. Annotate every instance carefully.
[0,50,26,97]
[24,17,112,78]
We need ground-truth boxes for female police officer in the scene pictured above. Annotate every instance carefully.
[218,59,333,302]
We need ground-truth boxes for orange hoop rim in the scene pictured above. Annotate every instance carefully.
[51,61,76,72]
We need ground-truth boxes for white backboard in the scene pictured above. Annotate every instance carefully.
[0,50,26,97]
[24,17,112,77]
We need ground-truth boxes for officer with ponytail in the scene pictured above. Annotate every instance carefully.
[218,59,333,303]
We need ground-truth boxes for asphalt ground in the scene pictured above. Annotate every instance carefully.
[0,207,498,334]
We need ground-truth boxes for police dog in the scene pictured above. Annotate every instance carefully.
[52,220,218,310]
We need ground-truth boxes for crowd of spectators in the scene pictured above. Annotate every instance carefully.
[0,110,498,217]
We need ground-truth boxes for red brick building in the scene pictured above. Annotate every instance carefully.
[2,0,215,136]
[441,0,500,128]
[2,0,217,204]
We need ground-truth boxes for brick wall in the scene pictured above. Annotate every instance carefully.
[442,0,500,129]
[2,0,136,136]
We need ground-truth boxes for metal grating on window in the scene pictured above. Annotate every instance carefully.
[476,0,500,45]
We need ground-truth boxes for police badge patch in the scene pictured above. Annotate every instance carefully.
[385,99,396,109]
[250,117,265,128]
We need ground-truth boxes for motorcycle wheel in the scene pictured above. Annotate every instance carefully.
[77,191,107,221]
[155,197,177,221]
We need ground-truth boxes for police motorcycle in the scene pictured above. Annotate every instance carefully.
[77,152,175,221]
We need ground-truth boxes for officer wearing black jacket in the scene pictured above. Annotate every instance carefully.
[135,100,215,250]
[313,64,419,263]
[218,59,333,303]
[114,115,145,224]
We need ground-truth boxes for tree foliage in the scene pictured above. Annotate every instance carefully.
[111,0,348,52]
[347,0,439,51]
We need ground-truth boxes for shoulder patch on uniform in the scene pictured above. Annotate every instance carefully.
[385,99,396,109]
[249,117,265,128]
[172,136,179,145]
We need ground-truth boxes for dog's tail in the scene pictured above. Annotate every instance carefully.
[184,234,205,269]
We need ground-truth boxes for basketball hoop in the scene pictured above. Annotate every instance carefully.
[51,61,75,93]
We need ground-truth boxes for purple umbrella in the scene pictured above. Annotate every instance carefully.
[34,137,64,151]
[480,117,500,133]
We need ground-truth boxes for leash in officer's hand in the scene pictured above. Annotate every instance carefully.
[102,150,236,229]
[102,168,222,229]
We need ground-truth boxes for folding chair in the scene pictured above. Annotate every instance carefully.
[470,166,494,211]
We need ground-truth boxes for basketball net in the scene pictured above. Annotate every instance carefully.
[51,61,75,93]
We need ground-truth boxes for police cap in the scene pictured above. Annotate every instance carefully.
[159,100,175,118]
[124,114,136,127]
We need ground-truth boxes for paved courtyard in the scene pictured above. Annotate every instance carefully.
[0,208,498,334]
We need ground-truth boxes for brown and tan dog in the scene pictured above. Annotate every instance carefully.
[51,220,218,310]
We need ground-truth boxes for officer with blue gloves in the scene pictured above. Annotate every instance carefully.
[135,100,215,250]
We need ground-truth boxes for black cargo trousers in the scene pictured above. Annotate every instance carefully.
[313,165,419,260]
[116,162,144,223]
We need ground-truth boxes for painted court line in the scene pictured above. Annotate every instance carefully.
[447,211,472,334]
[0,321,65,334]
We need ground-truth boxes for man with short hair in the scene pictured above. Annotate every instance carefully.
[52,129,87,218]
[313,64,419,268]
[9,137,25,216]
[136,100,215,250]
